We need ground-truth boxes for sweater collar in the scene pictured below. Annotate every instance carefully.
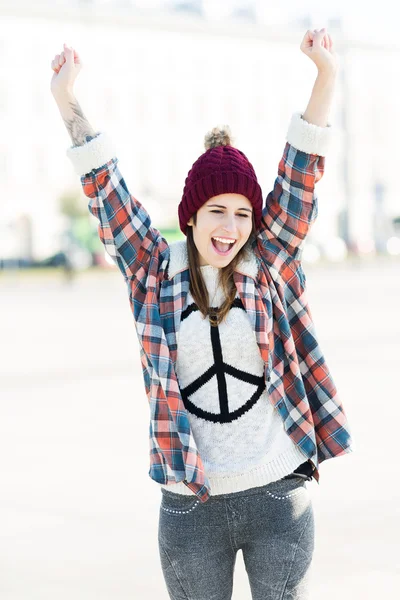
[167,237,259,280]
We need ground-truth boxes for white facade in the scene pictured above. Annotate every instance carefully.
[0,2,398,260]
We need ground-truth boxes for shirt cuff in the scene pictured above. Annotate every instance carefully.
[66,132,116,176]
[286,112,332,157]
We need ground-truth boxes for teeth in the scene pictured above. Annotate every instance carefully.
[212,237,235,244]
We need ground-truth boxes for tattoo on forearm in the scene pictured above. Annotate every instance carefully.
[63,99,97,147]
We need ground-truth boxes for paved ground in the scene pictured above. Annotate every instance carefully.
[1,258,399,599]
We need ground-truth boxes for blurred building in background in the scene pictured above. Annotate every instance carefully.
[0,0,399,265]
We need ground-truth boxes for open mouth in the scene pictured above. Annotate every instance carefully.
[211,237,237,256]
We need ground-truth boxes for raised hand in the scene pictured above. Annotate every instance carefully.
[300,28,338,76]
[50,43,82,99]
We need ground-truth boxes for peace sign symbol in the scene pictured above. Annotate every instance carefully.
[179,298,266,424]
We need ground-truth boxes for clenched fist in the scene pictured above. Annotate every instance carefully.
[300,28,339,75]
[50,43,82,98]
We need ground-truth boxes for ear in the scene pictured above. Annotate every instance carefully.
[187,216,194,226]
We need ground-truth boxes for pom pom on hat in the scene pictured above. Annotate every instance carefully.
[204,125,235,150]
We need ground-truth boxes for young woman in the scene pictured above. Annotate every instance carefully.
[51,28,354,600]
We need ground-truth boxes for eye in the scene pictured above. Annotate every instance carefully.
[210,210,249,218]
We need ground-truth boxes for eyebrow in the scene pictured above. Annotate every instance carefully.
[206,203,253,213]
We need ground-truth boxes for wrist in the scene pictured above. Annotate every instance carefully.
[316,68,338,82]
[52,89,76,105]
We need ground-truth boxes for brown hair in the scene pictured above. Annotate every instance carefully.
[186,211,257,327]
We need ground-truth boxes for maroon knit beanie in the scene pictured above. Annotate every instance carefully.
[178,125,263,235]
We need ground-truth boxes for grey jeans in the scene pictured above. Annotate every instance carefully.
[158,473,314,600]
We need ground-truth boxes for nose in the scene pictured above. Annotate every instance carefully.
[222,213,238,234]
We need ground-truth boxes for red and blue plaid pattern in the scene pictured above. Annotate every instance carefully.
[80,140,354,503]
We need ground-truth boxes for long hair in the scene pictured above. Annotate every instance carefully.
[186,212,257,327]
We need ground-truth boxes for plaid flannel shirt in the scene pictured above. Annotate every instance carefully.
[67,112,355,503]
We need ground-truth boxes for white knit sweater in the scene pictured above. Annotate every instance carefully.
[159,264,307,496]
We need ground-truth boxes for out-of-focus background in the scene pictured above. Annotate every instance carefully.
[1,1,399,599]
[2,0,400,266]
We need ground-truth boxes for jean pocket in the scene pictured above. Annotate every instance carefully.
[160,490,202,516]
[264,474,307,501]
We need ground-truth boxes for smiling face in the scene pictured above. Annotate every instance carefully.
[187,193,254,267]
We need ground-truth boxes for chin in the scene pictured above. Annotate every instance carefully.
[209,255,236,268]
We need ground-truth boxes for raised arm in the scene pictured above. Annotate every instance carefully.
[257,28,337,263]
[50,44,169,282]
